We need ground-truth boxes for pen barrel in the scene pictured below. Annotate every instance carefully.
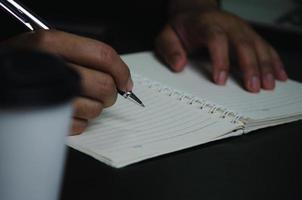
[0,0,50,30]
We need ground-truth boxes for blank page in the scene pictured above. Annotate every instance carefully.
[67,75,241,168]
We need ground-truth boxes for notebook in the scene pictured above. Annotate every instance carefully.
[67,51,302,168]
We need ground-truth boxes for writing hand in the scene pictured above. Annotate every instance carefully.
[2,30,133,134]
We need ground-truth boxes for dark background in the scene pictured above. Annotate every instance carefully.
[0,1,302,200]
[0,0,168,53]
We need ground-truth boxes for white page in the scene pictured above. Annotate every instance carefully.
[67,75,241,168]
[68,51,302,167]
[123,52,302,121]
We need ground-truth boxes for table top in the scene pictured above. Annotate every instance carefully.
[58,21,302,200]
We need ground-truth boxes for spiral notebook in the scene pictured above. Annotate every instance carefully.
[67,51,302,168]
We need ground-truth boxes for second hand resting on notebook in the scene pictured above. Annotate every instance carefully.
[155,0,288,93]
[0,0,288,135]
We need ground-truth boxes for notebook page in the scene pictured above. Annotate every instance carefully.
[122,52,302,121]
[67,76,241,168]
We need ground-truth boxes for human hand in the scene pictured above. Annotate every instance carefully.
[155,8,288,92]
[2,30,133,134]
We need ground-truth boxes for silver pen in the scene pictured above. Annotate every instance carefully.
[0,0,145,107]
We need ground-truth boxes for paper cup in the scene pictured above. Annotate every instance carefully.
[0,48,80,200]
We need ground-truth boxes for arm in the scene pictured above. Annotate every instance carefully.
[155,0,288,93]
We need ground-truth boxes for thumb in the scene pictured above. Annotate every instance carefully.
[155,25,187,72]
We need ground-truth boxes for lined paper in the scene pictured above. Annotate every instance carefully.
[67,76,241,168]
[123,52,302,121]
[67,51,302,168]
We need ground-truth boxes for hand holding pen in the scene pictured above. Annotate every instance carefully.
[0,0,144,135]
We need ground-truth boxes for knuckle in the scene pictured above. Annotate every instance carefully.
[235,38,253,48]
[209,27,225,39]
[97,45,117,65]
[73,98,103,119]
[73,100,86,117]
[243,66,259,76]
[101,74,116,92]
[240,61,259,75]
[32,30,55,48]
[214,63,229,71]
[259,60,273,74]
[88,102,103,119]
[73,98,82,110]
[94,74,117,106]
[259,60,273,68]
[105,91,118,108]
[254,36,268,47]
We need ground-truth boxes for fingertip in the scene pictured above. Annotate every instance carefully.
[272,56,288,81]
[277,69,288,81]
[262,73,275,90]
[167,53,187,72]
[126,77,134,91]
[70,118,88,135]
[246,76,260,93]
[213,70,228,85]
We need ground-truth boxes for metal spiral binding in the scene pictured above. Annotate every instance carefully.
[133,74,246,125]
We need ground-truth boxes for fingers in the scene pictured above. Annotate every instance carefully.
[73,97,104,120]
[10,30,129,135]
[206,27,230,85]
[71,64,118,107]
[233,38,261,93]
[71,97,104,135]
[155,25,188,72]
[165,9,288,93]
[269,47,288,81]
[253,38,275,90]
[68,63,118,135]
[12,30,133,91]
[4,29,132,135]
[71,118,88,135]
[232,32,288,92]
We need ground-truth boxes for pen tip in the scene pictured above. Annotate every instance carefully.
[128,92,145,108]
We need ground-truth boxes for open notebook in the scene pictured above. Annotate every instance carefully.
[67,51,302,168]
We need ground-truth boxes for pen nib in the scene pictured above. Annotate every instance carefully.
[129,92,145,108]
[118,89,145,108]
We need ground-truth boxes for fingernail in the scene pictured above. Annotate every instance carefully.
[263,73,275,90]
[279,69,288,81]
[215,70,227,85]
[276,62,288,81]
[248,76,260,93]
[127,77,134,91]
[170,53,182,70]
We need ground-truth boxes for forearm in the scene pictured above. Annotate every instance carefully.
[169,0,219,16]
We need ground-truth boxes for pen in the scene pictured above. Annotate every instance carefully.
[0,0,145,107]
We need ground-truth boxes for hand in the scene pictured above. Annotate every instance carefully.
[2,30,133,134]
[155,8,288,92]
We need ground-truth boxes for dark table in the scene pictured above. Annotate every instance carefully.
[52,21,302,200]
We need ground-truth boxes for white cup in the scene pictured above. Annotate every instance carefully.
[0,48,80,200]
[0,102,73,200]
